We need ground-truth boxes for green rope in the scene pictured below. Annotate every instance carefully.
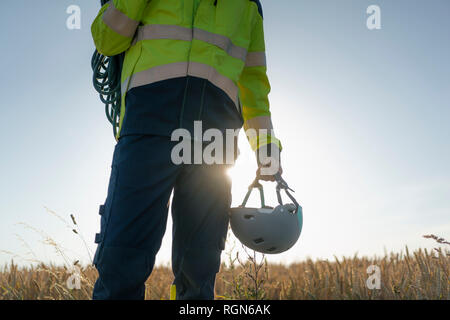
[91,0,124,137]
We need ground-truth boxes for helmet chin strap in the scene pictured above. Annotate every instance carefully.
[240,177,266,208]
[240,174,300,213]
[274,173,300,213]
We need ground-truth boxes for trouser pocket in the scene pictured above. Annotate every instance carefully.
[93,159,120,266]
[93,204,107,266]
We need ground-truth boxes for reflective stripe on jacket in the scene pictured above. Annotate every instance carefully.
[91,0,281,151]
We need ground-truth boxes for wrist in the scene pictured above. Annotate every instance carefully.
[247,131,282,152]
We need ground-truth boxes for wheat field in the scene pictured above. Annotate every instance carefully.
[1,242,448,300]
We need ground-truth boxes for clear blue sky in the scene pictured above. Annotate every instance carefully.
[0,0,449,267]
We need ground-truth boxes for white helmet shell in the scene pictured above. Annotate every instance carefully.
[229,175,303,254]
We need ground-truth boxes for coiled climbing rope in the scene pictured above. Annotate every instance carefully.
[91,0,124,138]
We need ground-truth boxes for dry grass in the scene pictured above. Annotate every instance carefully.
[1,210,448,300]
[1,245,448,300]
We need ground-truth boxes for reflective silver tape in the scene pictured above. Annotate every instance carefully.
[187,62,239,107]
[131,24,248,63]
[244,115,274,132]
[131,24,193,46]
[102,1,139,38]
[193,28,248,62]
[245,51,266,67]
[122,62,189,95]
[122,62,239,108]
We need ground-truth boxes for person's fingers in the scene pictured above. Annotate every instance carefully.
[256,167,269,181]
[259,174,275,181]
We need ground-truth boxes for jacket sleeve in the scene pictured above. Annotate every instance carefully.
[238,2,282,152]
[91,0,149,57]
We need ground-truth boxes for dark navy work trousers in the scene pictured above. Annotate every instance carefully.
[92,135,232,300]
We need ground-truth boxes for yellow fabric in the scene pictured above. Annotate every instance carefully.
[92,0,280,149]
[247,133,282,152]
[170,284,176,300]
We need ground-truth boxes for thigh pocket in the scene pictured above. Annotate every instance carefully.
[94,204,107,245]
[93,165,119,265]
[93,204,109,266]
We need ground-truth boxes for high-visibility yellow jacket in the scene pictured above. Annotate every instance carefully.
[91,0,281,151]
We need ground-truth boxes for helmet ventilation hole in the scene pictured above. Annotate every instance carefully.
[244,214,255,220]
[253,238,264,244]
[266,247,277,252]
